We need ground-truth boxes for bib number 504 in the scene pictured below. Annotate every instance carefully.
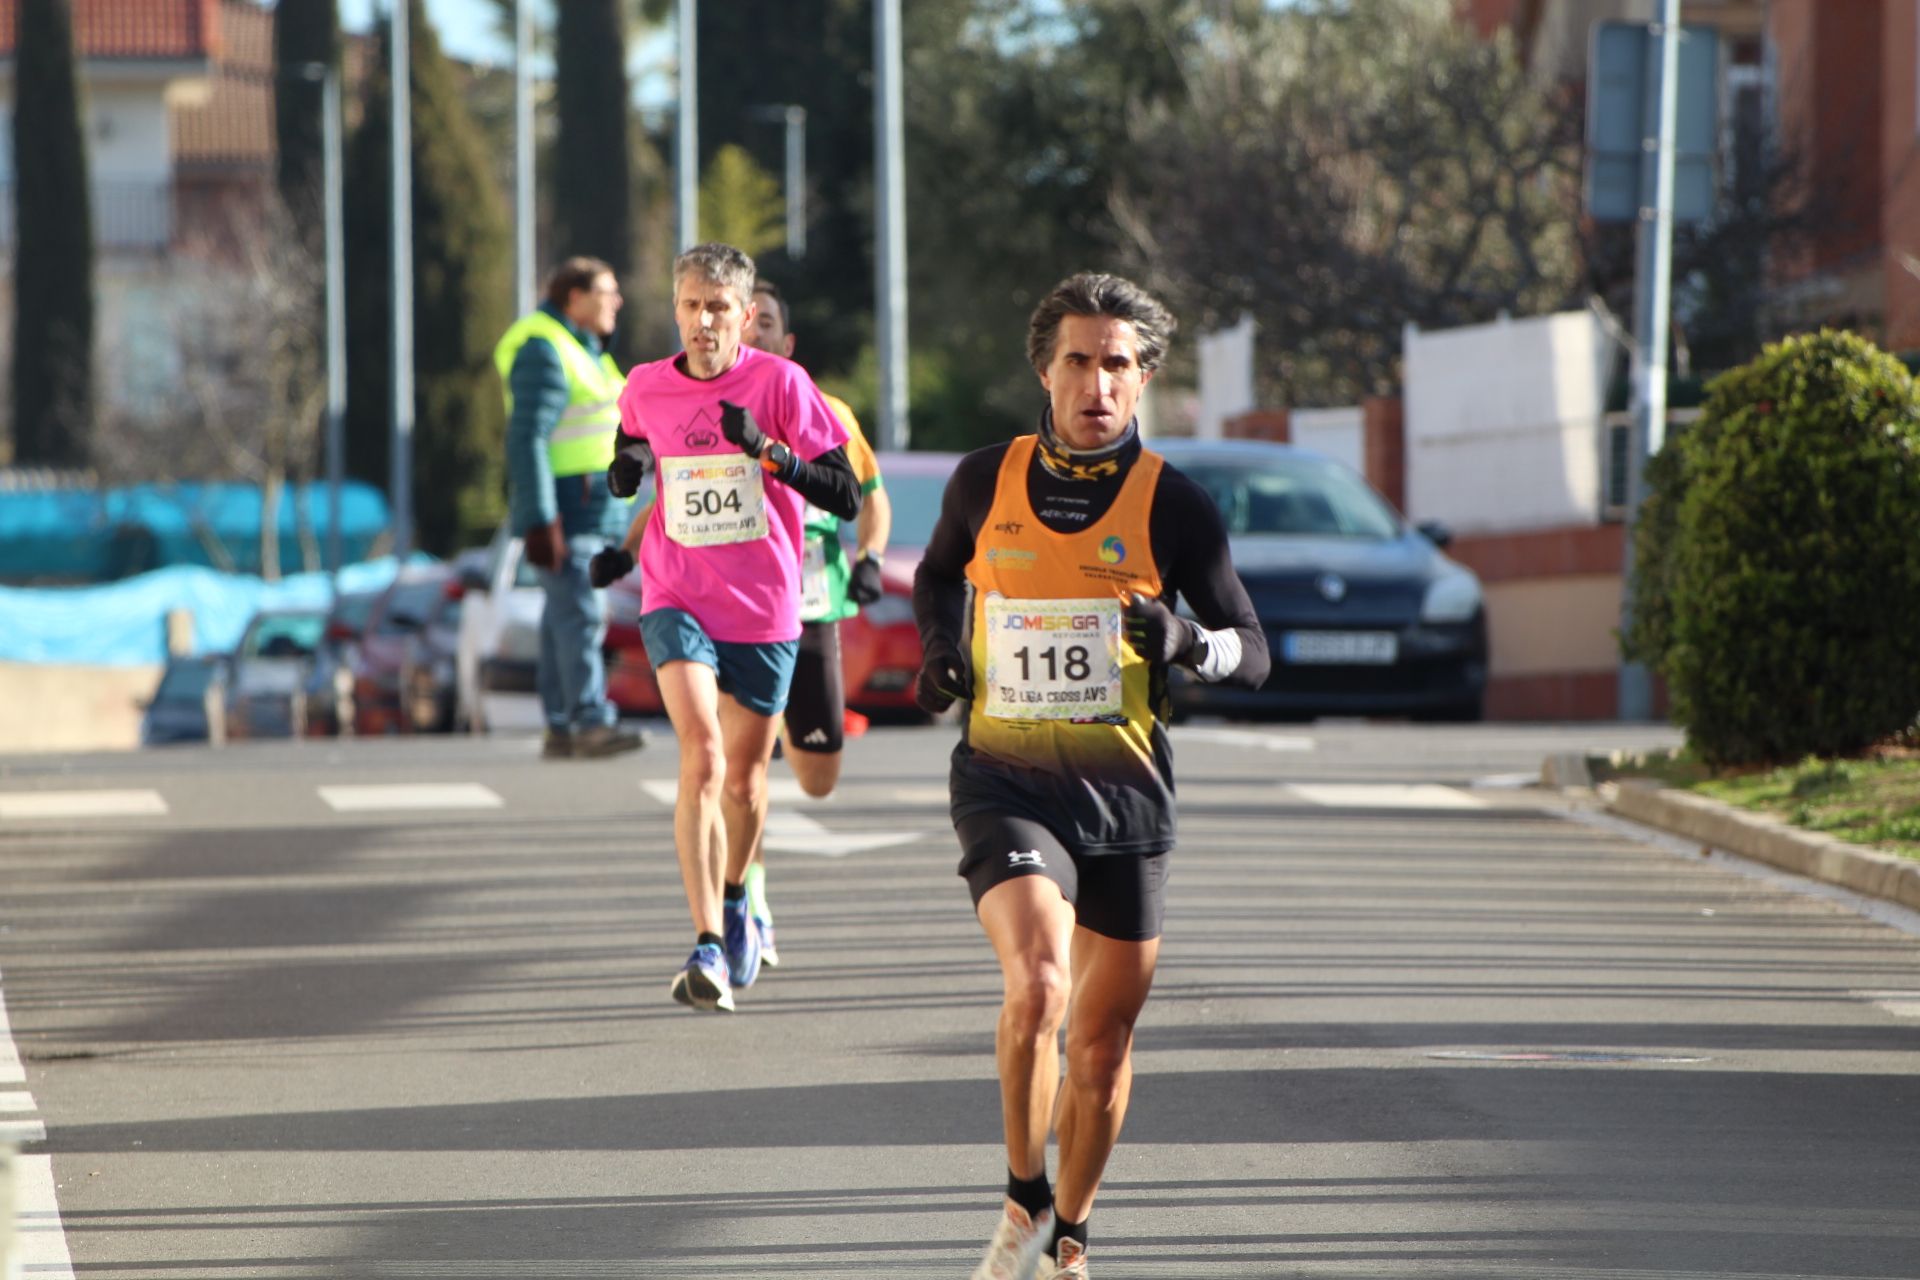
[683,487,744,518]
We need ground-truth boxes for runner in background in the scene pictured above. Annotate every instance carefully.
[738,277,892,966]
[608,243,859,1013]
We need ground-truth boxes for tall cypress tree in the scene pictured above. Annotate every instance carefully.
[344,1,511,555]
[11,0,93,467]
[271,0,339,247]
[553,0,632,279]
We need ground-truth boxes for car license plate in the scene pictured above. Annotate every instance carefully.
[1283,631,1398,665]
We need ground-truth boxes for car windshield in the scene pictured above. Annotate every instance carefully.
[241,613,325,659]
[1175,453,1402,539]
[377,580,447,634]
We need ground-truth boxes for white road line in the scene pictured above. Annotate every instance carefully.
[0,987,71,1280]
[1282,783,1487,809]
[1854,990,1920,1018]
[0,790,167,820]
[1171,727,1315,753]
[317,784,503,812]
[640,781,919,855]
[0,996,21,1087]
[9,1154,75,1280]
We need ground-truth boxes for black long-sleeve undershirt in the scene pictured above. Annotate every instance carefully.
[914,439,1270,690]
[771,443,860,522]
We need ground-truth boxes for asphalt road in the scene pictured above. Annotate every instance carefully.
[5,720,1920,1279]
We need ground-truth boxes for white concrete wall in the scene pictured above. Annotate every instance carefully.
[1403,309,1616,535]
[1288,406,1364,476]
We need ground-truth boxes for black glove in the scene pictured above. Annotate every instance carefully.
[914,636,970,715]
[849,554,885,606]
[1125,592,1201,665]
[719,399,768,458]
[522,518,564,572]
[588,545,635,588]
[608,438,654,499]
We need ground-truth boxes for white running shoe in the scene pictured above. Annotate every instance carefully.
[969,1203,1053,1280]
[1035,1238,1089,1278]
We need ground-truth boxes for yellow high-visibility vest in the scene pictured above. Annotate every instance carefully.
[493,311,624,478]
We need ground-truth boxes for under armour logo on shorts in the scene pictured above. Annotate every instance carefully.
[1007,849,1045,868]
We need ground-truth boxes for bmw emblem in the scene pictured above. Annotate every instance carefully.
[1315,572,1348,603]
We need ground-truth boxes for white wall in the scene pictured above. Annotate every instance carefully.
[1288,406,1364,477]
[1403,309,1616,534]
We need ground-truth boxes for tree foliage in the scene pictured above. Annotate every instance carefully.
[344,1,513,556]
[699,145,785,261]
[1112,0,1581,408]
[271,0,339,252]
[1628,331,1920,765]
[552,0,632,281]
[11,0,94,466]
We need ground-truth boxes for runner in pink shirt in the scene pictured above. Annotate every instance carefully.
[604,243,858,1012]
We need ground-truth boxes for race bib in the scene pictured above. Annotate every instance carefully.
[798,536,832,621]
[660,454,769,547]
[982,596,1125,720]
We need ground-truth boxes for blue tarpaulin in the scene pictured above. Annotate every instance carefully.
[0,556,424,666]
[0,481,391,584]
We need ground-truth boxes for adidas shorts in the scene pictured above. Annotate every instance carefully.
[955,811,1168,942]
[782,620,845,754]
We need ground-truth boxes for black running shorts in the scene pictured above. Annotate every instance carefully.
[955,811,1168,942]
[782,620,845,755]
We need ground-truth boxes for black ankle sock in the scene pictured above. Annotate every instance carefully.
[723,881,745,901]
[1006,1168,1051,1218]
[697,931,723,949]
[1049,1213,1087,1255]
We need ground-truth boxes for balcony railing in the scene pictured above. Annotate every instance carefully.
[0,179,174,253]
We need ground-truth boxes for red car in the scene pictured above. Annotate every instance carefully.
[601,449,962,721]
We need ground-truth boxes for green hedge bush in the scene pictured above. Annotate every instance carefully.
[1624,330,1920,765]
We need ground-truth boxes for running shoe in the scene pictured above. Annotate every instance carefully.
[668,942,734,1012]
[744,863,779,969]
[969,1204,1053,1280]
[722,893,762,989]
[1035,1239,1089,1278]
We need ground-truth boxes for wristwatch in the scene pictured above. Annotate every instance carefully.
[762,440,794,472]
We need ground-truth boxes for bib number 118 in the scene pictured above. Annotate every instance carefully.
[1012,644,1092,683]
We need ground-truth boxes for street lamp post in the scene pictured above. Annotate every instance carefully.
[293,61,346,579]
[750,103,807,259]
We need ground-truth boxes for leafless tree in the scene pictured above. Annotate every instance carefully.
[1111,0,1583,407]
[92,193,327,579]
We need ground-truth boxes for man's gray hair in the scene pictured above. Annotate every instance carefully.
[1026,272,1177,375]
[673,242,757,307]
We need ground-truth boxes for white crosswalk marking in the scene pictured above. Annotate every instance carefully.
[0,790,166,819]
[1281,783,1487,809]
[318,784,504,812]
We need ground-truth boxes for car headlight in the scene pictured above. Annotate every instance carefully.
[1421,572,1482,623]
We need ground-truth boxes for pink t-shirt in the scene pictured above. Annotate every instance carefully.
[617,345,850,643]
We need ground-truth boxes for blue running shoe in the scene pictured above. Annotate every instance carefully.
[744,863,779,969]
[722,893,762,989]
[669,942,734,1012]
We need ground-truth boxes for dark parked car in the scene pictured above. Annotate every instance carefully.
[141,653,229,746]
[1152,439,1488,722]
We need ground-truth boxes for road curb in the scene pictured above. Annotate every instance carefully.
[1569,769,1920,913]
